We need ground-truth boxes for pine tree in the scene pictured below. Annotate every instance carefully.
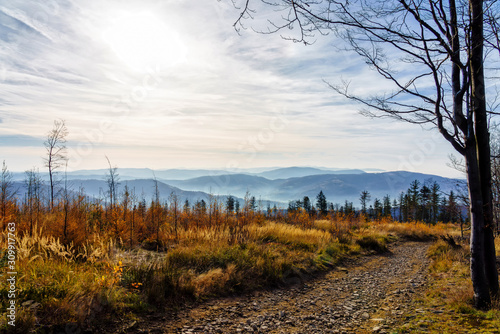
[373,198,383,219]
[408,180,420,221]
[226,196,235,213]
[316,191,328,216]
[420,185,431,223]
[392,198,398,220]
[430,182,441,224]
[383,195,392,218]
[398,192,405,222]
[303,196,312,213]
[359,190,371,214]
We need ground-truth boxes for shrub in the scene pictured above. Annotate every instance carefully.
[355,235,388,253]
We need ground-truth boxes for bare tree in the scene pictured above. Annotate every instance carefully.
[0,161,17,225]
[25,168,43,236]
[152,175,162,246]
[121,185,137,248]
[122,184,131,222]
[44,119,68,211]
[232,0,499,308]
[105,156,120,237]
[105,156,119,210]
[169,192,180,242]
[62,162,70,241]
[490,126,500,233]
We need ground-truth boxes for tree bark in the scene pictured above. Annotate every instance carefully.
[466,140,491,309]
[470,0,499,298]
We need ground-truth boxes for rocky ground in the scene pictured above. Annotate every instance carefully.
[113,241,431,334]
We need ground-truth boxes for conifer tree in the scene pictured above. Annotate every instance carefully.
[316,191,328,216]
[359,190,371,215]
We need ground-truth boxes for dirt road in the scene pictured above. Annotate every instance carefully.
[117,241,430,334]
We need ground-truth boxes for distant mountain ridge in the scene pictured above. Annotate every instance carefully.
[165,171,462,205]
[9,167,464,208]
[253,167,365,180]
[10,168,239,182]
[11,179,248,207]
[10,166,369,182]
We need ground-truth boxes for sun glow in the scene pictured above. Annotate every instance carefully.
[103,12,187,72]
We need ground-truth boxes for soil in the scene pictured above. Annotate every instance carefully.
[109,241,431,334]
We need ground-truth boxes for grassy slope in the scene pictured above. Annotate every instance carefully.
[0,219,451,333]
[394,238,500,333]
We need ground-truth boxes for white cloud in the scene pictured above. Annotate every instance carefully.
[0,0,461,178]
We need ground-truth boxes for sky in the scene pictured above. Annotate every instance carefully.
[0,0,464,177]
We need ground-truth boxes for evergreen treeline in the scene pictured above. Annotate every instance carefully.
[394,180,463,224]
[286,180,464,224]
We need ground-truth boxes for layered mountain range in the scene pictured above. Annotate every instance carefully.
[11,167,464,208]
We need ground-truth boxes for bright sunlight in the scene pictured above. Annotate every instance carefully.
[102,12,187,72]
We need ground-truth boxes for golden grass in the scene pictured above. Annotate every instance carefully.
[6,226,113,264]
[0,228,126,332]
[495,237,500,257]
[1,217,453,332]
[369,220,451,241]
[191,263,238,298]
[176,226,234,245]
[427,239,469,274]
[248,222,331,248]
[314,218,358,243]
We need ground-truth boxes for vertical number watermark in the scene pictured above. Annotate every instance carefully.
[5,221,17,327]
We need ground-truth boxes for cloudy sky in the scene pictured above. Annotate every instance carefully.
[0,0,462,177]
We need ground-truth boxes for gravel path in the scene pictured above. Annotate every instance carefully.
[120,241,430,334]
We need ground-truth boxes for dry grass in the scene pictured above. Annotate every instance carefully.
[12,227,113,264]
[176,226,234,246]
[248,222,331,249]
[396,237,500,334]
[191,263,238,298]
[369,220,451,241]
[121,223,339,305]
[314,217,361,244]
[0,229,128,332]
[1,217,452,332]
[495,237,500,257]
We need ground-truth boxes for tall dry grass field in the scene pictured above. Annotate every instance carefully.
[1,207,454,332]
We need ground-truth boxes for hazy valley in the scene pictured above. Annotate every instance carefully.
[11,167,462,207]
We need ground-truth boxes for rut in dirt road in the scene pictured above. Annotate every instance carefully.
[127,241,430,334]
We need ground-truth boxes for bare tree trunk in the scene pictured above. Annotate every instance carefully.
[470,0,499,298]
[466,141,491,309]
[130,205,135,248]
[44,120,68,212]
[48,152,54,212]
